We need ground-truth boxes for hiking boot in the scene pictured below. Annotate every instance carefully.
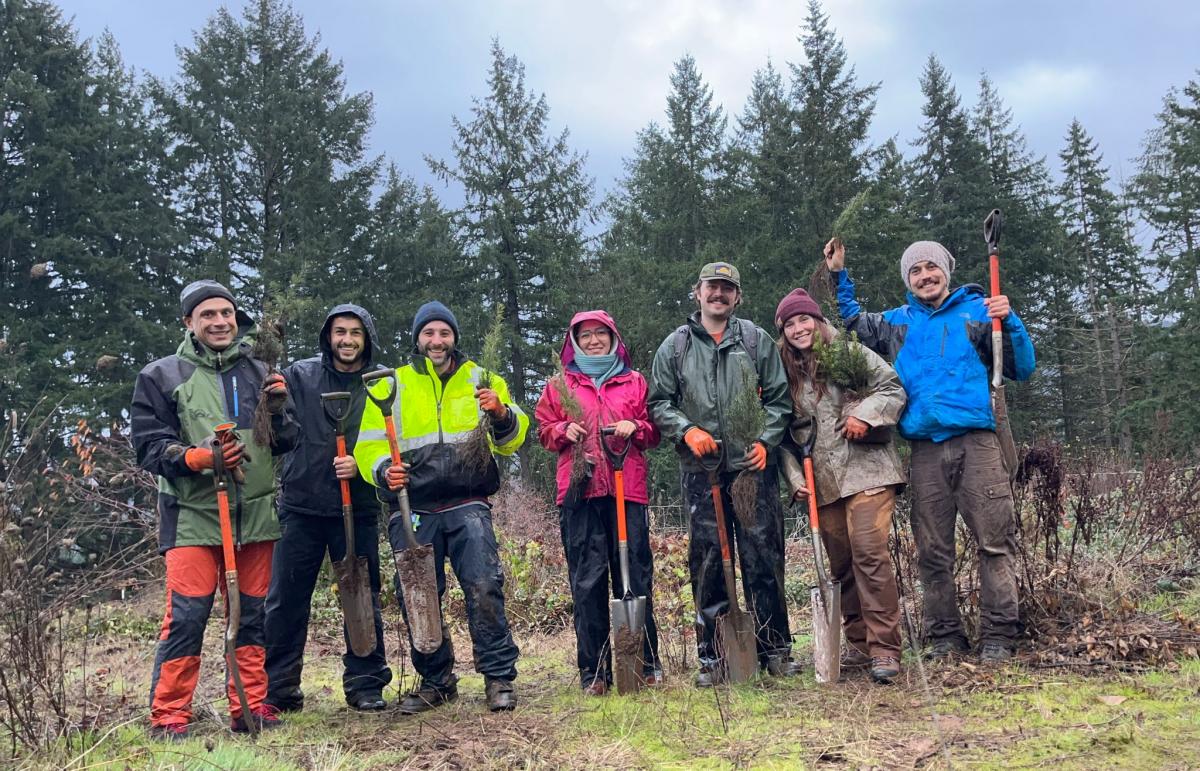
[485,677,516,712]
[694,666,725,688]
[398,678,458,715]
[231,704,283,734]
[764,653,803,678]
[643,668,665,687]
[841,646,872,669]
[979,641,1013,663]
[582,679,608,697]
[347,691,387,711]
[869,656,901,684]
[924,637,969,660]
[266,685,303,713]
[148,723,190,742]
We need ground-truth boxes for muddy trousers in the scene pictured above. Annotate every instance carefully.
[819,488,902,658]
[264,510,392,709]
[560,496,660,687]
[386,502,519,688]
[910,430,1020,646]
[683,467,791,668]
[149,541,272,727]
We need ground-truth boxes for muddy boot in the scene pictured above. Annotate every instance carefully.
[841,646,871,669]
[485,677,516,712]
[979,641,1013,664]
[764,653,803,677]
[924,636,969,661]
[398,676,459,715]
[869,656,901,684]
[347,691,387,711]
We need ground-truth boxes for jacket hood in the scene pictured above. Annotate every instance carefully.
[319,303,382,367]
[559,310,631,369]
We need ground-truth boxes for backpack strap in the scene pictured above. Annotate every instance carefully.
[736,317,760,367]
[672,318,762,395]
[671,324,690,401]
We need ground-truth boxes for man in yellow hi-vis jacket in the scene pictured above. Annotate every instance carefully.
[355,301,528,714]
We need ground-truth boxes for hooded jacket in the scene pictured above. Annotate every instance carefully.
[132,311,298,553]
[833,270,1036,441]
[535,311,661,506]
[647,311,792,473]
[278,304,385,518]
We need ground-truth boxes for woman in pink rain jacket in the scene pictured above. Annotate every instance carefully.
[535,310,661,695]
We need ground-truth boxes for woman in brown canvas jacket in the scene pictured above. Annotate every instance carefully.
[774,288,907,683]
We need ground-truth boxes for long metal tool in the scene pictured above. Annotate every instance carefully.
[985,208,1019,481]
[212,423,256,736]
[798,435,841,684]
[321,392,377,657]
[600,426,645,695]
[699,443,758,684]
[362,369,443,655]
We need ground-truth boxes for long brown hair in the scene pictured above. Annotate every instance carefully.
[777,318,837,405]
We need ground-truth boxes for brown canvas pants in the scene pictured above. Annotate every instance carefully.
[819,487,902,658]
[909,430,1019,646]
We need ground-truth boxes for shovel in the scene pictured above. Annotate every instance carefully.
[699,443,758,684]
[984,208,1019,481]
[211,423,256,736]
[798,435,841,684]
[362,369,443,655]
[600,426,645,695]
[321,392,377,658]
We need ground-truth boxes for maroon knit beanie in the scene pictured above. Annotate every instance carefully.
[774,288,825,330]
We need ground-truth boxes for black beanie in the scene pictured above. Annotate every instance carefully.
[412,301,459,343]
[180,279,236,318]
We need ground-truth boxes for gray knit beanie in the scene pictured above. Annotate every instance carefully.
[900,241,956,289]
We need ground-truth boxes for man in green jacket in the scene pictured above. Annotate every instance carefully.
[648,262,798,686]
[132,280,297,739]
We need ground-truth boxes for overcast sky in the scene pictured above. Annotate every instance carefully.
[57,1,1199,208]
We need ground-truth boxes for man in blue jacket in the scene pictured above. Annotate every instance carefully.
[825,239,1036,662]
[264,304,393,712]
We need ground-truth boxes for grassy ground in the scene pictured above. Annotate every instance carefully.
[18,587,1200,770]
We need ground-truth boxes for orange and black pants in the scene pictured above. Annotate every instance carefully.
[149,541,273,727]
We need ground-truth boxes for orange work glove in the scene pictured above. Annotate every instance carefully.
[683,427,719,458]
[184,437,244,472]
[385,462,410,491]
[742,441,768,472]
[475,387,507,419]
[842,416,870,441]
[262,372,288,414]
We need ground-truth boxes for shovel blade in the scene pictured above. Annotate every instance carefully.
[811,582,842,684]
[717,609,758,684]
[991,385,1018,482]
[332,555,377,657]
[610,595,646,695]
[395,543,443,655]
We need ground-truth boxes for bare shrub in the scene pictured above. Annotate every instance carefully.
[0,404,157,757]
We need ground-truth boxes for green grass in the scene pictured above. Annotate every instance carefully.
[13,606,1200,770]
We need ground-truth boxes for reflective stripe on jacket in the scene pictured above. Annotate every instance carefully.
[353,354,528,511]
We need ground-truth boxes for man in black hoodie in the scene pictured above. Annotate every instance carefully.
[264,304,393,712]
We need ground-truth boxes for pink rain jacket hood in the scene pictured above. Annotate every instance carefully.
[535,311,660,505]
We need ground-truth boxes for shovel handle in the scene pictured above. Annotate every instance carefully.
[614,469,627,544]
[802,456,820,532]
